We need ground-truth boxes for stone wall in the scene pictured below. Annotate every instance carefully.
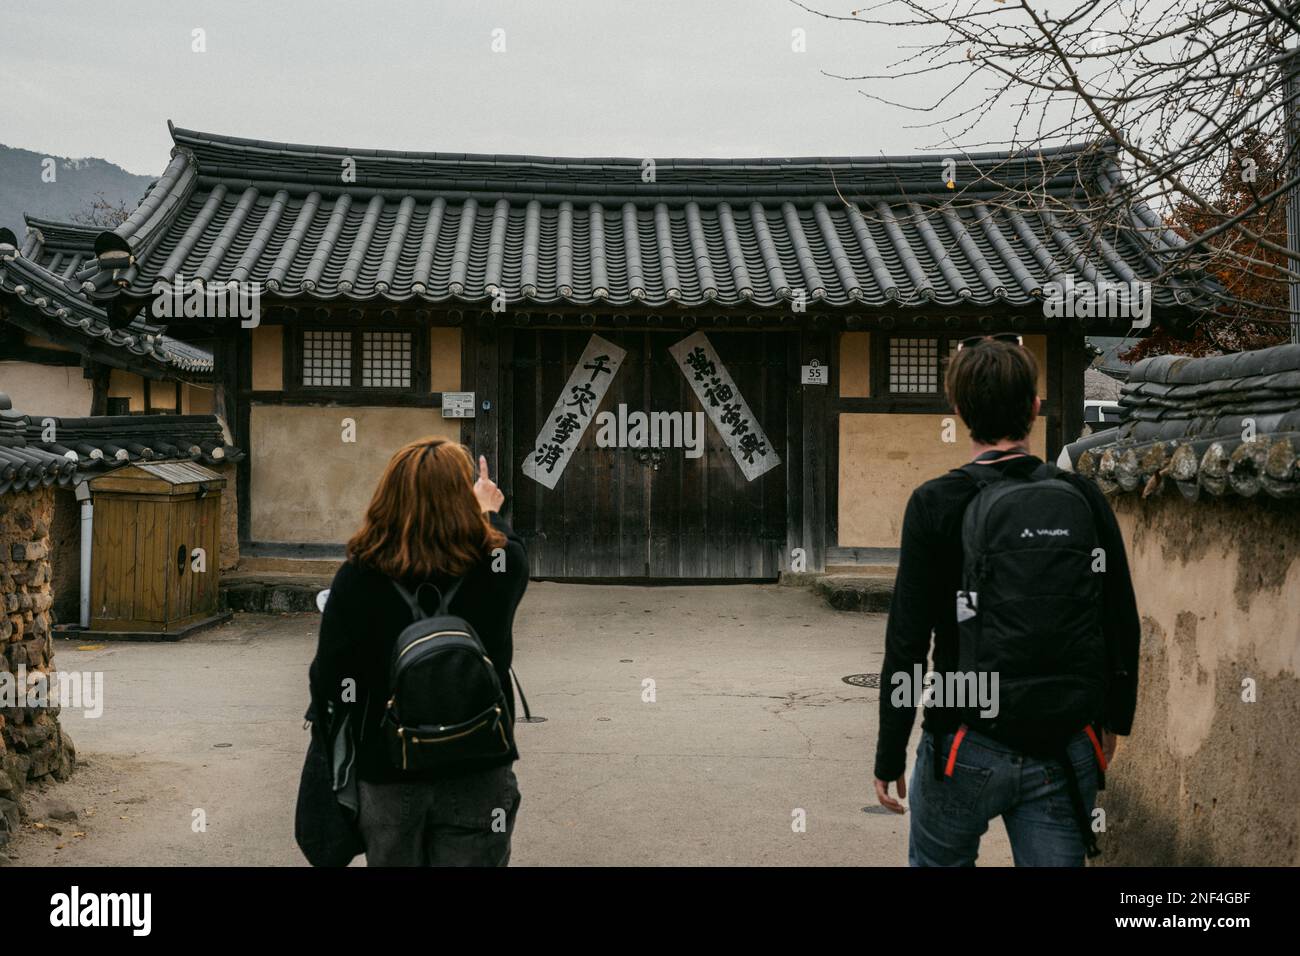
[1098,494,1300,866]
[0,486,75,848]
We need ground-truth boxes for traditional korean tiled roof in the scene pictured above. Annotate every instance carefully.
[68,123,1216,314]
[0,392,242,495]
[20,215,100,279]
[0,397,77,495]
[1084,367,1122,401]
[1062,343,1300,500]
[0,227,213,375]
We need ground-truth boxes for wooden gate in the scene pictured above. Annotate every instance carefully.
[509,329,788,579]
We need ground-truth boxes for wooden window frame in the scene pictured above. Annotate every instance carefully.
[283,322,432,402]
[866,332,962,411]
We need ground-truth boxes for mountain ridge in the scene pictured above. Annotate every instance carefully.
[0,143,152,237]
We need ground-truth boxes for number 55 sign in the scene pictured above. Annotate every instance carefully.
[801,360,828,385]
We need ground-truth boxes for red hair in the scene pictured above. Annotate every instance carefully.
[347,438,505,579]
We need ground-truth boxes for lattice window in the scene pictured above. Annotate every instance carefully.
[302,330,353,387]
[361,331,413,388]
[888,336,941,394]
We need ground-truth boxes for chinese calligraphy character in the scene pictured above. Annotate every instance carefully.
[684,346,716,382]
[534,442,565,474]
[566,383,597,417]
[721,403,750,437]
[550,411,583,446]
[583,354,613,382]
[737,433,768,463]
[704,376,733,407]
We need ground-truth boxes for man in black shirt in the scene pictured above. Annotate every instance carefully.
[872,335,1140,866]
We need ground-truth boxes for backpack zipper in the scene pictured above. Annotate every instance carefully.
[397,630,469,660]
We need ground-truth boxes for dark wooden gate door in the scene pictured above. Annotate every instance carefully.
[509,329,787,579]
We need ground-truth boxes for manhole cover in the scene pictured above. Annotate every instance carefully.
[842,673,880,688]
[861,805,895,815]
[516,716,547,724]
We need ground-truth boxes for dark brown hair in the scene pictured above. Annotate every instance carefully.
[347,438,506,579]
[944,340,1039,444]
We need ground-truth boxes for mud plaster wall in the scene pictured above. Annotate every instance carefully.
[249,405,461,544]
[838,414,1047,548]
[107,369,144,411]
[0,362,94,418]
[1099,495,1300,865]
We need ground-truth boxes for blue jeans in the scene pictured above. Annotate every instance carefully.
[908,728,1099,867]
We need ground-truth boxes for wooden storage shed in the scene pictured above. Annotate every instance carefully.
[87,461,226,638]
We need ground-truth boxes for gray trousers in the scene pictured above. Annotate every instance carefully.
[358,765,521,867]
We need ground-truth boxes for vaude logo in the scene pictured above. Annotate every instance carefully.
[49,886,151,936]
[1042,275,1151,328]
[1022,528,1070,538]
[150,272,261,327]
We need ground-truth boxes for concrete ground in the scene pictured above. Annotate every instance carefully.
[5,583,1012,866]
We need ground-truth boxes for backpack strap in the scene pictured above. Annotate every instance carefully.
[958,462,1000,490]
[958,445,1033,489]
[510,668,534,721]
[390,580,425,621]
[390,576,465,621]
[1058,741,1102,859]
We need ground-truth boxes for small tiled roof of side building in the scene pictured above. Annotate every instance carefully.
[68,123,1220,313]
[0,392,243,495]
[1061,343,1300,501]
[20,215,102,279]
[0,227,213,376]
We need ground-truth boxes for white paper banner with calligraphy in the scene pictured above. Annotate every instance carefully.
[669,331,781,481]
[521,333,627,489]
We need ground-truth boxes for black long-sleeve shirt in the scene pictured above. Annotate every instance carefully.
[872,455,1140,782]
[309,512,529,783]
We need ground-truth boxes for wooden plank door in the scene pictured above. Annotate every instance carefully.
[511,329,787,579]
[166,497,193,626]
[646,331,787,579]
[190,492,222,618]
[511,329,649,577]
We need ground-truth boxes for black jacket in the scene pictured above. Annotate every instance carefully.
[872,455,1140,782]
[309,512,529,783]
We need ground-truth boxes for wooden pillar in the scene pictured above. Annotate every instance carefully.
[461,315,503,474]
[89,363,110,416]
[212,334,250,542]
[1057,330,1089,457]
[791,329,831,573]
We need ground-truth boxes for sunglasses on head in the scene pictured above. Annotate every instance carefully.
[956,333,1023,351]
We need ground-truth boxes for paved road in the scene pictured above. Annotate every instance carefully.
[7,582,1012,866]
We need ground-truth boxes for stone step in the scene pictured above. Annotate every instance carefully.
[221,571,332,614]
[812,573,895,613]
[825,563,898,578]
[237,555,344,575]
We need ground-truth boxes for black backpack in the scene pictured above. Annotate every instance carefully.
[957,455,1107,740]
[381,577,515,772]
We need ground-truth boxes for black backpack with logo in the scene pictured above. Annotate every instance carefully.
[381,577,515,772]
[956,454,1106,741]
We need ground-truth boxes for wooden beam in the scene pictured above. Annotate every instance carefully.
[799,330,830,572]
[1058,330,1089,456]
[90,364,110,416]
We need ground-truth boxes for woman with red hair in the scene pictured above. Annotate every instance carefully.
[310,439,528,866]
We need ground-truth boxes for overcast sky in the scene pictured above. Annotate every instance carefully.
[0,0,1001,176]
